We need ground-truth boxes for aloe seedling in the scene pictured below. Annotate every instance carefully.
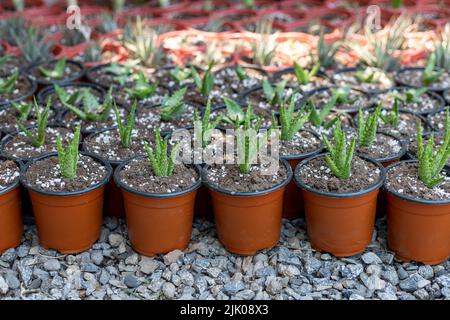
[0,71,18,94]
[355,68,377,83]
[262,79,288,106]
[235,65,248,82]
[394,88,427,104]
[236,105,265,174]
[38,59,66,80]
[191,61,215,97]
[160,87,187,122]
[194,99,222,149]
[125,71,158,100]
[293,61,320,85]
[54,84,83,106]
[308,93,339,129]
[380,99,400,127]
[114,100,137,148]
[357,105,381,147]
[332,86,358,105]
[144,128,179,177]
[243,0,255,9]
[11,101,33,122]
[272,95,310,141]
[417,109,450,188]
[56,125,81,180]
[104,63,132,86]
[322,121,356,180]
[170,66,192,84]
[63,88,113,123]
[422,53,444,86]
[251,18,277,67]
[17,98,51,148]
[312,29,340,70]
[222,97,257,128]
[391,0,403,9]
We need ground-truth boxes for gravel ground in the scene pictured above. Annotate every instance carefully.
[0,217,449,300]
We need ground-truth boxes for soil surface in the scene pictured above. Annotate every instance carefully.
[0,160,20,190]
[2,127,74,160]
[0,57,23,77]
[303,111,353,137]
[40,85,103,110]
[83,129,147,162]
[272,71,332,93]
[210,106,273,130]
[119,159,199,194]
[0,75,34,104]
[352,131,403,160]
[243,87,304,116]
[24,155,108,193]
[62,105,128,133]
[376,88,443,114]
[28,61,82,84]
[214,66,267,93]
[135,104,196,133]
[427,109,448,132]
[309,88,372,113]
[298,156,381,194]
[385,162,450,201]
[279,130,322,157]
[112,85,168,110]
[333,69,394,92]
[204,161,288,193]
[396,69,450,91]
[0,105,57,133]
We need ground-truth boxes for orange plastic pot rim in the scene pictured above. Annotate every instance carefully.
[114,156,202,198]
[20,152,112,197]
[202,159,293,197]
[294,153,386,199]
[384,160,450,205]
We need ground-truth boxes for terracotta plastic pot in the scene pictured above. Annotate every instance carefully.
[281,130,324,219]
[295,154,386,257]
[203,160,293,255]
[385,160,450,265]
[21,152,112,254]
[0,157,23,254]
[114,157,202,256]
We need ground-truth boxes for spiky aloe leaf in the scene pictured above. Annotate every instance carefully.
[0,71,19,94]
[38,59,66,79]
[56,125,81,180]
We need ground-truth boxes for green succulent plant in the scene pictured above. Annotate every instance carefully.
[222,97,256,128]
[272,95,310,141]
[311,29,340,70]
[191,61,215,97]
[293,61,320,85]
[57,125,81,180]
[308,93,339,129]
[355,68,378,83]
[63,88,113,123]
[235,65,248,82]
[169,66,192,84]
[194,99,222,149]
[332,86,358,105]
[262,79,288,106]
[17,98,51,148]
[160,87,187,122]
[422,53,444,86]
[54,84,84,106]
[380,99,400,127]
[11,101,33,122]
[125,71,158,100]
[104,63,132,86]
[38,59,66,80]
[417,109,450,188]
[114,100,137,148]
[144,128,179,177]
[357,105,381,147]
[322,121,356,180]
[394,88,427,104]
[0,71,18,94]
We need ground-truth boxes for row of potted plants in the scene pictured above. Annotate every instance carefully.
[0,92,449,265]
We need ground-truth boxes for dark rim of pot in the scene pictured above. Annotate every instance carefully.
[394,67,450,92]
[294,153,386,198]
[114,155,203,198]
[36,82,105,107]
[426,106,450,132]
[384,160,450,205]
[27,59,85,86]
[202,158,293,197]
[306,86,374,114]
[0,124,76,164]
[0,76,37,107]
[280,129,325,160]
[0,104,60,135]
[331,66,394,94]
[20,151,112,197]
[0,155,23,196]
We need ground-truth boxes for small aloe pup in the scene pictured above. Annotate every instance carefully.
[17,98,51,148]
[193,99,222,149]
[295,118,385,256]
[22,121,111,254]
[144,128,179,177]
[38,59,66,80]
[190,61,215,98]
[114,101,137,149]
[0,71,19,94]
[125,71,158,100]
[422,53,444,86]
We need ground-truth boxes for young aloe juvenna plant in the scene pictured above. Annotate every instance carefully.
[416,109,450,189]
[57,125,81,180]
[125,71,157,100]
[18,98,51,148]
[38,59,66,80]
[293,61,320,85]
[194,99,222,149]
[104,63,132,86]
[191,61,215,97]
[380,99,400,127]
[272,95,310,141]
[235,65,248,82]
[322,121,356,180]
[222,97,256,128]
[169,66,192,84]
[357,105,381,147]
[332,86,358,105]
[0,71,18,94]
[113,100,137,148]
[355,68,378,83]
[308,93,339,129]
[262,79,288,106]
[236,105,265,174]
[63,88,113,123]
[54,84,83,106]
[394,88,427,104]
[422,53,444,86]
[144,128,179,177]
[11,100,33,122]
[160,87,187,122]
